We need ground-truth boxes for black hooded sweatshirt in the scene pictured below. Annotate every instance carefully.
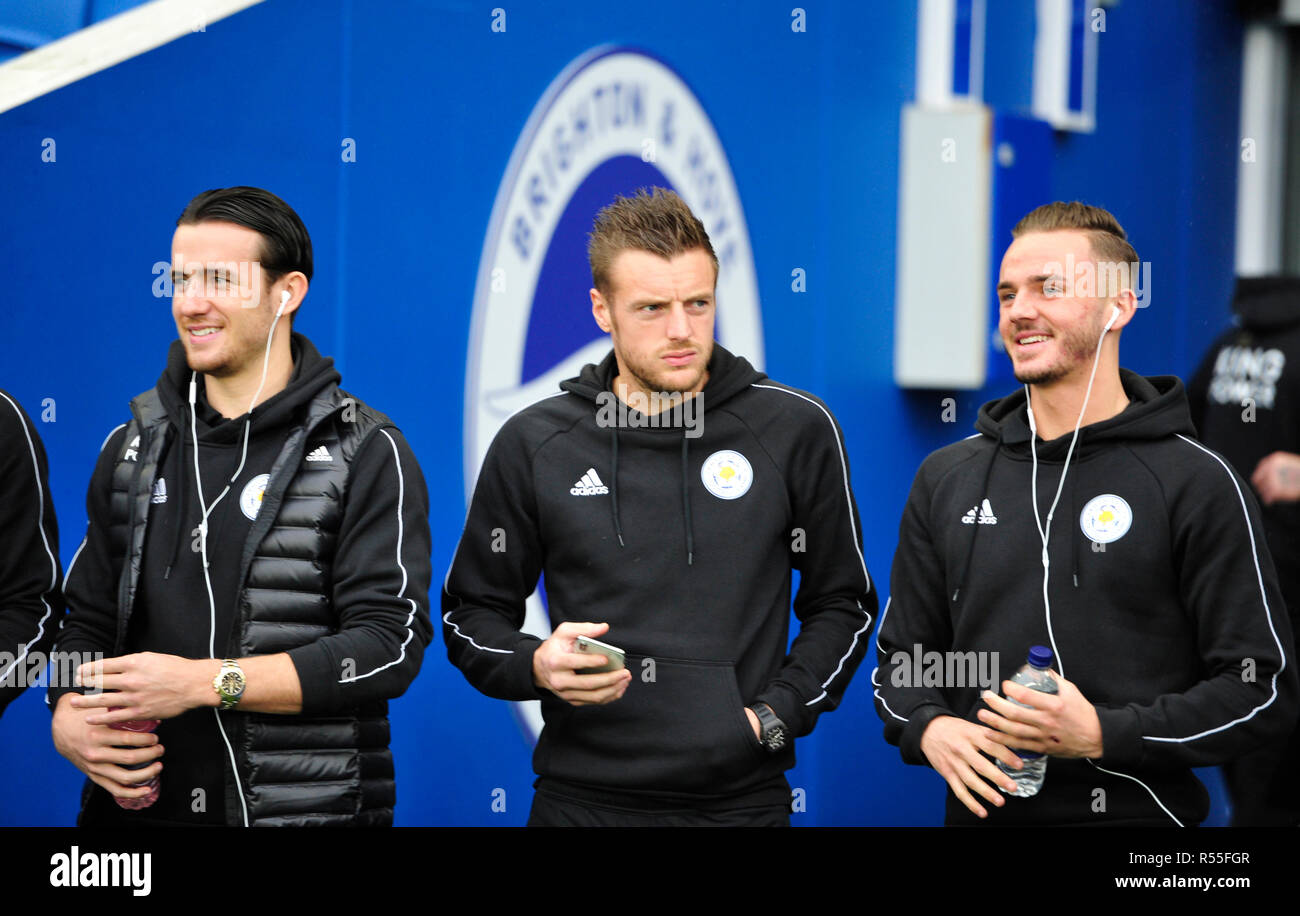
[875,369,1298,825]
[443,345,875,805]
[0,390,61,717]
[55,334,432,825]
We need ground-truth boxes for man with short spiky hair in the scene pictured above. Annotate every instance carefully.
[444,187,875,826]
[50,187,432,826]
[875,201,1297,825]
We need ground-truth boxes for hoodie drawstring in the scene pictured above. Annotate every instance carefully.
[681,434,694,566]
[609,428,625,548]
[1070,457,1081,588]
[604,420,695,566]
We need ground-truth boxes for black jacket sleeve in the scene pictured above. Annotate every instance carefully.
[47,423,126,712]
[873,457,961,765]
[1093,438,1299,769]
[441,416,547,701]
[286,426,433,715]
[0,392,62,716]
[754,398,876,738]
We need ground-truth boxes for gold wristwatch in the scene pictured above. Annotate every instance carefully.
[213,659,246,709]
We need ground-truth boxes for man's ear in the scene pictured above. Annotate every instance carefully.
[591,287,612,333]
[1109,287,1138,332]
[277,272,308,317]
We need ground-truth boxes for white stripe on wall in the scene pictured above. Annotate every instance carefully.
[0,0,265,115]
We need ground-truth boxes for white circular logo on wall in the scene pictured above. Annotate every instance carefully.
[1079,494,1132,544]
[240,473,270,521]
[464,46,764,743]
[700,450,753,500]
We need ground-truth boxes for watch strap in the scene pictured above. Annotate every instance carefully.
[749,702,788,752]
[213,659,246,710]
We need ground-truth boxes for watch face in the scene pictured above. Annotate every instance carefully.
[764,727,787,751]
[220,671,244,695]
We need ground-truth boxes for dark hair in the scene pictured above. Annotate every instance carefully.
[177,186,313,284]
[587,187,717,296]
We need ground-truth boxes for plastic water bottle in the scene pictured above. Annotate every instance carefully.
[996,645,1058,797]
[109,711,161,810]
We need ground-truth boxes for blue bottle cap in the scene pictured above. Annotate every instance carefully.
[1027,645,1054,669]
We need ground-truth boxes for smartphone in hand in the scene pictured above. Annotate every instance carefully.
[575,635,626,673]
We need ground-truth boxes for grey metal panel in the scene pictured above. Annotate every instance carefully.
[894,104,991,389]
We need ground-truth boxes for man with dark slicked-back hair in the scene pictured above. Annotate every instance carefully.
[51,187,432,826]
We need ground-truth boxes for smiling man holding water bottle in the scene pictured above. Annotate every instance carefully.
[874,202,1297,825]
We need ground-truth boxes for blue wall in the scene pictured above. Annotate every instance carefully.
[0,0,1242,825]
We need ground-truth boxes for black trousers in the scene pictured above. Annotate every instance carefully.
[528,785,791,827]
[1224,727,1300,826]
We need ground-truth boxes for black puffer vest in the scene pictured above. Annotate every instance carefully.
[107,384,397,826]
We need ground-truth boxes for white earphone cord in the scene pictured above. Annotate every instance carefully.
[1021,306,1180,824]
[1026,305,1119,679]
[187,291,287,828]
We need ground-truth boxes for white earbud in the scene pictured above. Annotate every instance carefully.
[1103,304,1120,332]
[276,289,290,319]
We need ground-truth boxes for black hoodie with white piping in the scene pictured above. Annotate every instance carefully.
[0,390,61,716]
[443,344,875,802]
[875,369,1298,825]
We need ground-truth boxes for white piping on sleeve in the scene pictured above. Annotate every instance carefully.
[749,384,872,594]
[57,423,127,637]
[1132,435,1289,743]
[65,424,129,589]
[874,596,893,656]
[339,430,417,683]
[99,422,127,453]
[804,604,874,706]
[0,392,57,684]
[871,665,909,723]
[441,610,514,654]
[750,384,873,709]
[63,537,88,589]
[440,453,517,657]
[870,597,910,722]
[440,544,515,653]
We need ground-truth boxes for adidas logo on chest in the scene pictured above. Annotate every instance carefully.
[570,468,609,496]
[961,498,998,525]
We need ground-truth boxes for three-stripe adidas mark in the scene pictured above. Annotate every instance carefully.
[570,468,609,496]
[306,445,333,462]
[961,498,997,525]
